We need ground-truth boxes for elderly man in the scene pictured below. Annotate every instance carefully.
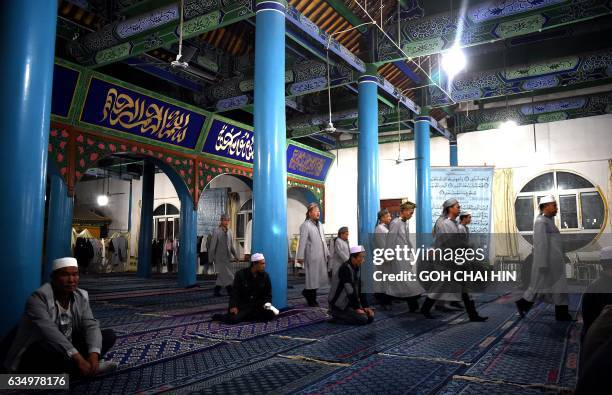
[212,253,276,324]
[515,195,571,321]
[421,198,487,321]
[328,246,374,325]
[209,213,238,297]
[297,203,329,307]
[385,201,424,312]
[374,208,392,309]
[4,258,116,375]
[328,227,350,277]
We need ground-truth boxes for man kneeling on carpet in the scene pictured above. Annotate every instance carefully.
[212,253,279,324]
[328,245,374,325]
[3,257,117,375]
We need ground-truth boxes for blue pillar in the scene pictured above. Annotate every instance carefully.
[43,164,74,282]
[252,0,288,308]
[450,140,458,166]
[0,0,57,338]
[178,195,197,287]
[137,161,154,278]
[357,69,380,293]
[415,112,433,238]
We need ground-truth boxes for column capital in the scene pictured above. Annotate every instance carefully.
[255,0,287,13]
[359,63,378,82]
[418,105,431,117]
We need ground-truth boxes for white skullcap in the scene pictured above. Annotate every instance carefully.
[52,257,78,272]
[601,247,612,261]
[459,210,472,217]
[539,195,556,205]
[250,253,265,262]
[350,245,365,254]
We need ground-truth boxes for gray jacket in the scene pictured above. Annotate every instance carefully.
[4,283,102,372]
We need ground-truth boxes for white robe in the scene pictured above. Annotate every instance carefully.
[297,219,329,289]
[523,214,568,305]
[385,217,424,297]
[328,237,350,277]
[427,217,463,301]
[373,223,389,293]
[209,226,238,286]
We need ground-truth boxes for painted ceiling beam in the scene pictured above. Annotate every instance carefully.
[393,60,422,84]
[285,5,417,112]
[375,0,612,65]
[453,91,612,133]
[288,106,403,134]
[324,0,369,33]
[118,0,177,17]
[67,0,254,67]
[430,48,612,106]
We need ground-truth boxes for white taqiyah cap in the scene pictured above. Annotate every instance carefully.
[459,210,472,217]
[539,195,556,205]
[250,253,265,262]
[350,245,365,254]
[601,246,612,261]
[52,257,78,272]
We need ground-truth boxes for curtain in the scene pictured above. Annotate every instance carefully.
[492,168,519,257]
[228,192,240,237]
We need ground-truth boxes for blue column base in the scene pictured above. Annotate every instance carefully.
[178,203,197,288]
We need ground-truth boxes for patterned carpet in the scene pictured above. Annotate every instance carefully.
[56,273,583,394]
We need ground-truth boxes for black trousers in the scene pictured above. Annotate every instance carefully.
[330,307,374,325]
[18,329,116,374]
[213,306,276,325]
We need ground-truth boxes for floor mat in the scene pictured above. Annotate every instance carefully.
[167,357,340,394]
[104,336,221,369]
[282,312,461,363]
[68,336,313,394]
[188,308,329,340]
[436,377,562,395]
[462,303,579,387]
[383,301,519,362]
[297,354,461,394]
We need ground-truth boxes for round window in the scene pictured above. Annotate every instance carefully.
[514,171,606,251]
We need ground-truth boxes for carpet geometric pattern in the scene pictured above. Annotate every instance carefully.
[297,354,462,394]
[170,357,340,394]
[52,274,584,394]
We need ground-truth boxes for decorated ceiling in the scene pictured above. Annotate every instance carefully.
[55,0,612,150]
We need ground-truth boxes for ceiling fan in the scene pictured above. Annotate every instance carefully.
[125,0,217,82]
[292,40,359,151]
[382,101,420,164]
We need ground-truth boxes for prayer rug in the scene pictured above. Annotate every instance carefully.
[297,354,461,394]
[282,312,462,363]
[463,303,579,386]
[103,336,221,369]
[383,301,519,362]
[68,336,312,394]
[436,378,557,395]
[188,308,329,340]
[167,357,340,394]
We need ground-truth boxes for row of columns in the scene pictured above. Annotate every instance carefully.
[0,0,460,339]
